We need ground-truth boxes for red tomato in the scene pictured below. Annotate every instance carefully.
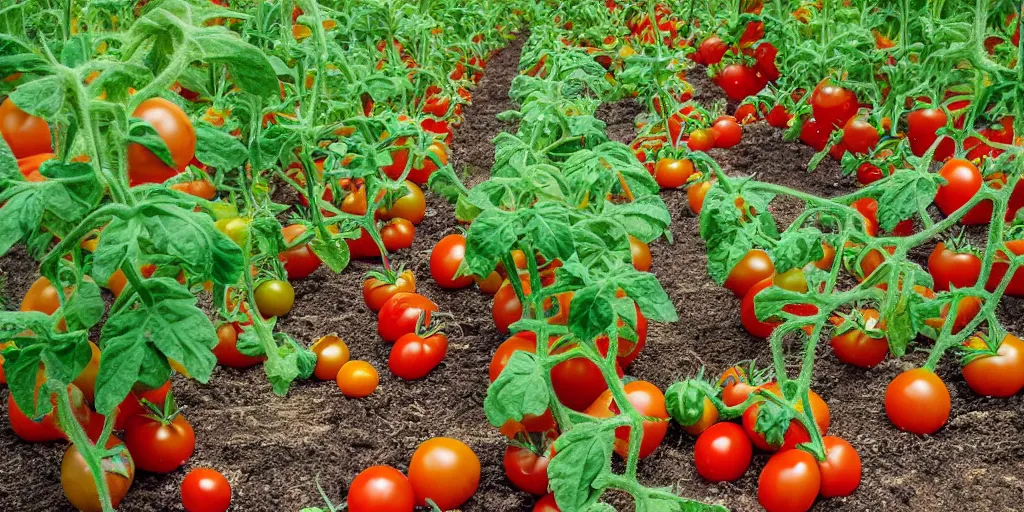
[766,105,793,128]
[377,293,437,342]
[757,449,821,512]
[986,240,1024,296]
[127,98,196,186]
[695,36,728,65]
[934,159,991,225]
[961,334,1024,397]
[181,468,232,512]
[754,42,780,81]
[213,324,265,368]
[503,445,550,495]
[363,269,416,312]
[885,368,950,434]
[742,384,830,452]
[534,493,561,512]
[841,116,879,154]
[490,333,538,382]
[585,380,669,459]
[740,277,817,339]
[724,249,775,297]
[381,218,416,252]
[817,436,862,498]
[907,108,954,159]
[928,242,981,291]
[829,309,889,368]
[718,366,758,407]
[551,338,623,412]
[7,391,64,442]
[856,162,885,185]
[347,465,415,512]
[279,224,321,280]
[407,142,449,185]
[799,117,831,151]
[430,234,474,289]
[712,116,743,148]
[687,128,717,151]
[717,64,763,101]
[810,80,858,127]
[389,332,448,380]
[408,438,481,509]
[693,422,752,482]
[124,413,196,473]
[735,104,759,124]
[0,97,52,158]
[654,158,694,189]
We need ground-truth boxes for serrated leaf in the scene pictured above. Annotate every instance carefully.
[9,75,64,119]
[549,422,614,511]
[483,351,550,427]
[773,229,825,273]
[878,170,939,231]
[195,123,248,169]
[63,279,104,332]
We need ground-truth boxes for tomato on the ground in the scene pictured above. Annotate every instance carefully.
[336,360,379,398]
[389,331,448,380]
[430,234,475,289]
[181,468,232,512]
[885,368,950,434]
[757,449,821,512]
[693,422,752,482]
[377,292,438,342]
[503,445,550,495]
[533,493,561,512]
[347,465,415,512]
[363,269,416,312]
[961,334,1024,397]
[408,438,481,509]
[817,436,862,498]
[711,116,742,148]
[311,334,350,381]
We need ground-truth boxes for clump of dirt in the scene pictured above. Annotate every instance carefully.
[2,35,1024,512]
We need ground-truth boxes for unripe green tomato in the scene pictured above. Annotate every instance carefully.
[254,279,295,317]
[215,217,249,247]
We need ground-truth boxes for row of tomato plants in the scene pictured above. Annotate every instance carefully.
[554,1,1024,511]
[0,0,530,510]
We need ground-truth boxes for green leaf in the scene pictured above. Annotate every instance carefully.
[195,123,248,170]
[9,76,64,119]
[190,27,279,97]
[752,285,807,322]
[568,280,617,342]
[63,278,104,332]
[0,135,17,180]
[773,229,824,274]
[602,195,672,244]
[665,380,707,427]
[878,170,939,231]
[0,189,45,256]
[753,400,792,447]
[617,271,678,322]
[91,217,141,286]
[127,117,175,167]
[483,351,551,427]
[310,233,351,273]
[465,209,520,276]
[4,343,51,417]
[96,279,217,414]
[699,186,755,285]
[549,422,613,511]
[137,203,244,286]
[524,203,575,262]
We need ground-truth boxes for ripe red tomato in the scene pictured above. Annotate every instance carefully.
[757,449,821,512]
[377,180,426,225]
[829,309,889,368]
[503,445,550,495]
[695,35,728,65]
[724,249,775,297]
[799,117,831,151]
[718,366,758,407]
[407,142,449,184]
[114,380,172,430]
[907,108,954,159]
[856,162,885,185]
[654,158,694,189]
[378,293,438,342]
[213,323,265,368]
[170,179,217,200]
[181,468,232,512]
[336,360,379,398]
[430,234,475,289]
[961,334,1024,397]
[766,105,793,128]
[717,64,763,101]
[935,159,991,225]
[124,412,196,473]
[754,42,780,81]
[423,95,450,117]
[534,493,561,512]
[0,97,52,158]
[693,422,752,482]
[62,436,134,512]
[7,390,64,442]
[885,368,950,434]
[389,331,448,380]
[381,218,416,252]
[817,436,862,498]
[841,116,879,154]
[347,465,415,512]
[408,438,481,509]
[928,242,981,291]
[279,224,321,280]
[127,98,196,186]
[711,116,742,148]
[986,239,1024,296]
[552,338,623,411]
[629,235,652,272]
[742,384,830,452]
[585,380,669,459]
[735,103,759,124]
[253,279,295,317]
[363,269,416,312]
[311,334,350,381]
[810,80,858,127]
[490,333,538,382]
[687,128,717,151]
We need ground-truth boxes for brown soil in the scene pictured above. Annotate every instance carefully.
[2,34,1024,512]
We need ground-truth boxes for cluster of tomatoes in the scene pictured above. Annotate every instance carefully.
[5,281,231,512]
[345,437,480,512]
[634,107,745,191]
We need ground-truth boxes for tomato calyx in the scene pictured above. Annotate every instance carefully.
[136,390,183,427]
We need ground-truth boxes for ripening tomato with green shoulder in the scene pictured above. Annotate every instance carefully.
[279,224,321,280]
[724,249,775,297]
[742,383,830,452]
[585,380,669,459]
[960,334,1024,397]
[757,449,820,512]
[0,97,53,159]
[885,368,950,434]
[127,97,196,186]
[61,436,134,512]
[829,309,889,368]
